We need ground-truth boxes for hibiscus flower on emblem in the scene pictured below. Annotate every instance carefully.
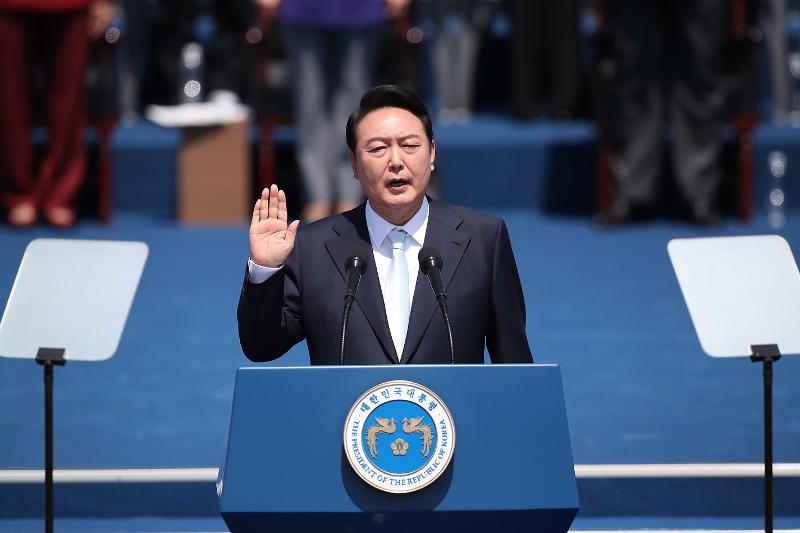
[390,438,409,456]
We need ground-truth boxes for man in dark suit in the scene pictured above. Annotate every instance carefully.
[238,85,532,365]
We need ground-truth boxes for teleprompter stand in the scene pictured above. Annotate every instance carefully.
[36,347,65,533]
[0,239,148,533]
[751,344,781,533]
[669,235,800,533]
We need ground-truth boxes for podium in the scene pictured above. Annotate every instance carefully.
[219,364,579,533]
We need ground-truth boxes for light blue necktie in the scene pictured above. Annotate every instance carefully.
[386,228,410,360]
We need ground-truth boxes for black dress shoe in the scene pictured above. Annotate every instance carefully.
[593,199,647,227]
[593,206,629,227]
[691,203,722,228]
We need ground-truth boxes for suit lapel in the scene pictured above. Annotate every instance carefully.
[324,206,398,363]
[402,200,470,363]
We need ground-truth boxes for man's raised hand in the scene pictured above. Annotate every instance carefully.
[249,185,300,268]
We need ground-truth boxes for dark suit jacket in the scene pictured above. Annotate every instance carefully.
[238,199,533,364]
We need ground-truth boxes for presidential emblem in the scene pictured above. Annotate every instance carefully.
[343,380,455,494]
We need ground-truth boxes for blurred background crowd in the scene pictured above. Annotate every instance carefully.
[0,0,794,228]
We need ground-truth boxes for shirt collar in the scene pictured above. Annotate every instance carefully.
[365,196,429,248]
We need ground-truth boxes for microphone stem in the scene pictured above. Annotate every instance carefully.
[438,295,455,364]
[339,296,354,365]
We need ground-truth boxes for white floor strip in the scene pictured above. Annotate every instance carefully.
[1,463,800,484]
[0,468,219,483]
[575,462,800,478]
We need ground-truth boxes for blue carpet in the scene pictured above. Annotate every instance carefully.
[499,209,800,464]
[2,211,800,532]
[1,211,799,469]
[0,516,227,533]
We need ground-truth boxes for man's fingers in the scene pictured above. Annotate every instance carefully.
[251,199,261,225]
[285,219,300,248]
[258,187,270,220]
[268,184,279,220]
[277,189,288,223]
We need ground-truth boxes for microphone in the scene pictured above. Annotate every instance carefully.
[418,246,454,364]
[344,248,369,302]
[339,247,370,365]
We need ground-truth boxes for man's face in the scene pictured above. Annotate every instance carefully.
[349,106,435,226]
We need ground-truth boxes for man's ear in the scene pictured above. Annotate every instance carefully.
[348,150,358,179]
[430,140,436,171]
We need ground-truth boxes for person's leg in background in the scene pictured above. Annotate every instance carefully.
[330,26,380,213]
[209,0,252,101]
[38,9,89,227]
[284,24,336,222]
[450,8,483,121]
[508,0,540,119]
[545,0,581,119]
[602,0,664,222]
[433,7,481,123]
[669,0,728,225]
[145,0,197,105]
[0,10,37,226]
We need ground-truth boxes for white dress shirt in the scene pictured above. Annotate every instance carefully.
[363,197,428,310]
[248,197,430,316]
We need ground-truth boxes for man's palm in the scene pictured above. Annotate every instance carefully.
[250,185,300,267]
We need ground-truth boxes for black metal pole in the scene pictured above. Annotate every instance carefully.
[43,361,54,533]
[36,348,65,533]
[751,344,780,533]
[764,356,774,533]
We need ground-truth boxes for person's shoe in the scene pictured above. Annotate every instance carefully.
[691,202,722,228]
[553,107,575,121]
[511,104,538,121]
[593,199,633,227]
[593,199,655,227]
[43,206,76,228]
[7,203,37,227]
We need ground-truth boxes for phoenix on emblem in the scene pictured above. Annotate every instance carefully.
[366,417,396,458]
[402,417,433,457]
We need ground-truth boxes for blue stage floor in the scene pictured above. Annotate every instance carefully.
[1,210,798,470]
[1,210,800,532]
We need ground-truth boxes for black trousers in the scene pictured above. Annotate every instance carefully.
[601,0,729,209]
[508,0,581,118]
[145,0,252,105]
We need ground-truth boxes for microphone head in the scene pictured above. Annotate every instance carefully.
[418,246,443,274]
[345,247,370,274]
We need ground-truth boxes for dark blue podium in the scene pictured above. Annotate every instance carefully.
[219,364,578,533]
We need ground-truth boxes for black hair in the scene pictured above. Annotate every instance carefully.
[345,85,434,153]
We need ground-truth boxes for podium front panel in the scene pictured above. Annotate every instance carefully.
[219,364,578,533]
